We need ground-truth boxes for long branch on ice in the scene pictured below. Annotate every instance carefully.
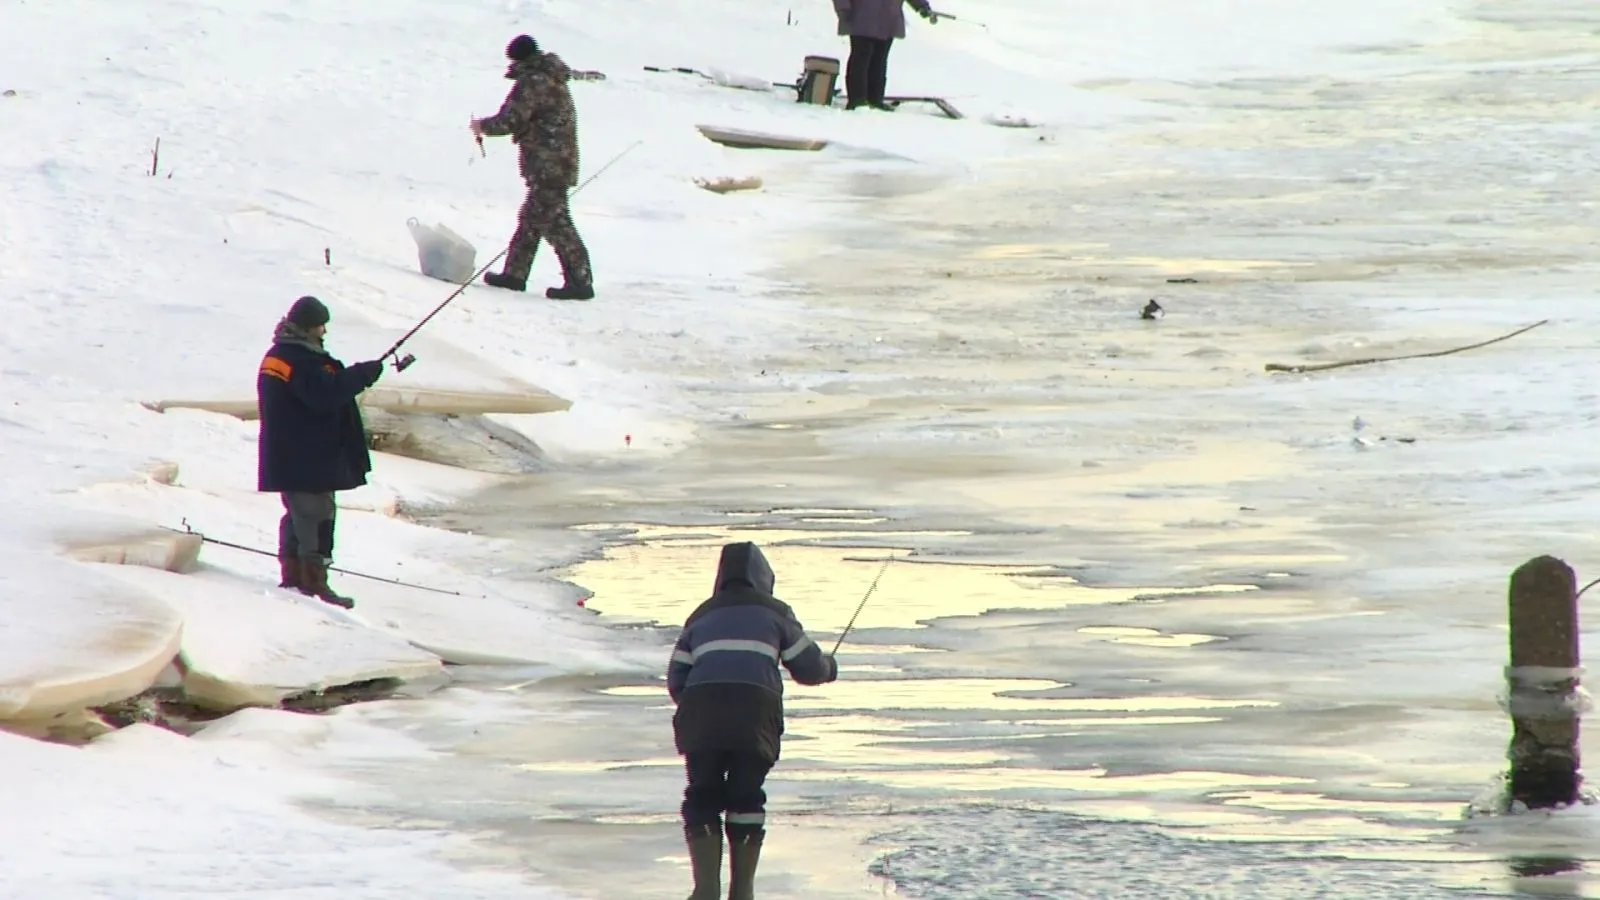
[1264,319,1550,374]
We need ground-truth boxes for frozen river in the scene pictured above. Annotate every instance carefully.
[305,3,1600,897]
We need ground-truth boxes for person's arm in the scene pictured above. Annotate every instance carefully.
[285,356,383,413]
[475,80,536,138]
[666,626,695,703]
[906,0,938,20]
[778,612,838,686]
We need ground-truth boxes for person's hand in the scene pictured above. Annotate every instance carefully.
[356,360,385,386]
[919,6,939,22]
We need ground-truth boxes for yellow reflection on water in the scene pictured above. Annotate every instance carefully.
[778,765,1314,794]
[970,244,1311,276]
[785,678,1278,714]
[564,522,1259,636]
[838,644,944,655]
[1077,625,1222,648]
[784,714,1014,767]
[517,757,681,774]
[601,685,666,699]
[973,242,1108,259]
[599,679,1278,716]
[1001,716,1227,727]
[1213,790,1464,821]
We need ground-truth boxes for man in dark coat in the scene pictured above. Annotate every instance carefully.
[833,0,938,110]
[666,542,839,900]
[256,295,384,609]
[471,34,595,301]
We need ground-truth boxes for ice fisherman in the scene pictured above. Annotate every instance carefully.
[834,0,939,110]
[470,34,595,301]
[256,295,385,609]
[666,541,840,900]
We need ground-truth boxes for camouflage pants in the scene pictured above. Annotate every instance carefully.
[503,181,592,286]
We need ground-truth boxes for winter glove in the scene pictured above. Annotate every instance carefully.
[826,654,840,683]
[353,360,385,388]
[917,4,939,22]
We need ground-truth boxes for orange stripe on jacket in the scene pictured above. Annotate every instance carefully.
[259,356,292,383]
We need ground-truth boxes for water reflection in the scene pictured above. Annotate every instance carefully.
[1505,856,1587,899]
[781,764,1314,794]
[1077,625,1223,647]
[547,523,1534,894]
[598,678,1278,716]
[1509,856,1583,879]
[565,521,1259,638]
[1214,789,1463,820]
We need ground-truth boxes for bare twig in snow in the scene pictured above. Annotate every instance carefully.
[1264,319,1550,375]
[150,137,160,177]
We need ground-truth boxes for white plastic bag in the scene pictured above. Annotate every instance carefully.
[406,218,478,284]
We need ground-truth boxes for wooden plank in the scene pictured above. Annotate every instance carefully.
[696,124,828,151]
[883,95,964,120]
[142,386,573,421]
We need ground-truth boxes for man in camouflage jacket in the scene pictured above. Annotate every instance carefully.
[472,34,595,300]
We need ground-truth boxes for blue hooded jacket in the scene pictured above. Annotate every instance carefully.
[667,541,837,761]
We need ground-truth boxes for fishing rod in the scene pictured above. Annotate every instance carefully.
[831,552,896,657]
[164,519,467,596]
[932,11,989,28]
[378,138,645,372]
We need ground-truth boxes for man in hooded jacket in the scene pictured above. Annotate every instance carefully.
[667,541,839,900]
[471,34,595,301]
[256,295,385,609]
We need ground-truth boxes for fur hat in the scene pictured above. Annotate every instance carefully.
[506,34,539,61]
[287,295,330,329]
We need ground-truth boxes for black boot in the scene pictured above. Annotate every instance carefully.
[298,557,355,610]
[483,271,527,291]
[684,825,722,900]
[727,832,762,900]
[545,282,594,301]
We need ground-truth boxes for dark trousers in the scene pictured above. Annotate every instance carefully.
[278,491,335,561]
[681,751,774,843]
[505,181,593,287]
[845,36,895,108]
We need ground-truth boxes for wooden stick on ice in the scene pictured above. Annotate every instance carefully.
[1264,319,1549,374]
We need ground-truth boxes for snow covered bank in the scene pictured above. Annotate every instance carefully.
[97,563,445,711]
[0,562,182,728]
[3,718,564,898]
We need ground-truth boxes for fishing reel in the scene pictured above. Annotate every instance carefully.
[392,353,417,373]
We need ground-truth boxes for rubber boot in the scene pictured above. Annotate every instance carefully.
[483,271,527,292]
[299,557,355,610]
[684,825,722,900]
[545,282,594,301]
[727,833,762,900]
[278,556,303,590]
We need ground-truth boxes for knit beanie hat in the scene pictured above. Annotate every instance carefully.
[506,34,539,61]
[287,295,330,329]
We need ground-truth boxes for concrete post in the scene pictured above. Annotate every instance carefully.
[1506,555,1583,809]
